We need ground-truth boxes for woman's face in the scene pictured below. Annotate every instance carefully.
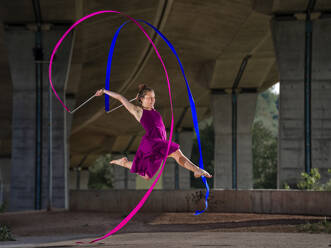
[141,90,155,109]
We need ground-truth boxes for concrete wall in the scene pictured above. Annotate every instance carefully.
[70,189,331,216]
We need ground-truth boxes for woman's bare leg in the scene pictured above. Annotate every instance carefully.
[109,157,151,180]
[169,149,212,178]
[110,157,132,169]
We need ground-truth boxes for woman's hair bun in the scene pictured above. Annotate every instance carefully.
[137,83,153,104]
[138,84,146,91]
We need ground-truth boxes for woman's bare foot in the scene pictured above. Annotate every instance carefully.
[194,168,212,178]
[110,157,128,168]
[140,174,151,180]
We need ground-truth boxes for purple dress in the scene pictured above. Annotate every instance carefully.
[129,108,180,178]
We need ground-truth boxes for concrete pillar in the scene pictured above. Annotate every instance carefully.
[69,169,76,190]
[5,28,73,211]
[271,17,331,187]
[162,154,176,189]
[212,93,257,189]
[127,153,137,189]
[163,130,193,189]
[112,153,136,189]
[178,131,193,189]
[112,153,125,189]
[0,158,11,209]
[69,168,89,190]
[64,96,75,208]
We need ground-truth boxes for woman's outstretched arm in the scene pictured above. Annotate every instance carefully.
[95,89,141,121]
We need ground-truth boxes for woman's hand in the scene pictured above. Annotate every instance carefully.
[95,89,104,96]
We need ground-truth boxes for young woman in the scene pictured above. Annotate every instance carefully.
[95,84,212,180]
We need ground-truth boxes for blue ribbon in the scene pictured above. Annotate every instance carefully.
[105,20,210,215]
[105,20,130,110]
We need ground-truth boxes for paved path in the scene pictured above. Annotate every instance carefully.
[1,211,330,248]
[1,231,331,248]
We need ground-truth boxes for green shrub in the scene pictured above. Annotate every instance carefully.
[0,201,8,213]
[0,224,15,241]
[297,218,331,233]
[324,169,331,191]
[283,182,290,190]
[297,168,323,190]
[284,168,331,191]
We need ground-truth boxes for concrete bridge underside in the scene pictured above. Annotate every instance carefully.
[0,0,330,211]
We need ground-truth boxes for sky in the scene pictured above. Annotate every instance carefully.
[270,82,279,94]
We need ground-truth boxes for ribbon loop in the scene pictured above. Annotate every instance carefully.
[48,11,210,244]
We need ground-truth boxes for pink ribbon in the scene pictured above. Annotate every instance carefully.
[48,10,174,243]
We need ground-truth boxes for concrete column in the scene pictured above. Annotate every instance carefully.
[69,168,89,190]
[126,153,137,189]
[0,158,11,209]
[69,169,76,190]
[5,28,73,211]
[162,152,176,189]
[163,130,193,189]
[112,153,136,189]
[271,18,331,187]
[212,93,257,189]
[178,131,193,189]
[112,154,126,189]
[64,96,75,209]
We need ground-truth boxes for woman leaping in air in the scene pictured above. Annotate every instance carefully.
[95,84,212,180]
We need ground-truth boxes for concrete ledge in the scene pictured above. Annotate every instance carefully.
[70,189,331,216]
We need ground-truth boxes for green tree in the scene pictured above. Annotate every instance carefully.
[190,122,214,188]
[252,121,277,189]
[255,89,279,137]
[88,153,114,189]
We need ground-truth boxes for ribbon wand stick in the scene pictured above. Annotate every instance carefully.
[70,94,97,114]
[106,97,136,114]
[70,89,136,114]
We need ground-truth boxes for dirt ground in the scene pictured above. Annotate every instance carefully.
[1,209,330,238]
